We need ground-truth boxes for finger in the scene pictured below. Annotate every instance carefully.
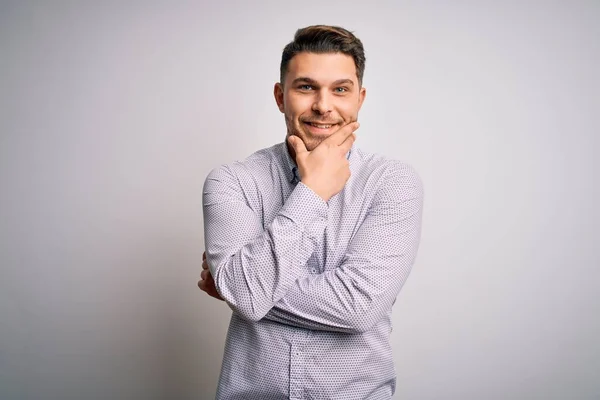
[201,274,223,300]
[201,269,209,280]
[324,121,359,146]
[203,251,206,261]
[287,135,308,155]
[205,273,215,287]
[198,274,211,290]
[202,259,208,270]
[339,133,356,154]
[199,279,214,297]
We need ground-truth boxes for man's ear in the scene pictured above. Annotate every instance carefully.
[357,86,367,111]
[274,82,285,113]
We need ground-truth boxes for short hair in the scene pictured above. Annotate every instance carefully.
[280,25,366,86]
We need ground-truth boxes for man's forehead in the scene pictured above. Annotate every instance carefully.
[286,52,358,84]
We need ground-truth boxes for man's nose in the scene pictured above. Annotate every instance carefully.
[312,90,333,114]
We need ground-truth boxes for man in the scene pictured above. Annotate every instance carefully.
[198,25,423,400]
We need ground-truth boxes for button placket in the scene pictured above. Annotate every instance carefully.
[289,331,308,399]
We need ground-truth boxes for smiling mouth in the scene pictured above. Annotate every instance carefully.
[303,122,339,129]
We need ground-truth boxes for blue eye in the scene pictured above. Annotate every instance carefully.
[335,87,348,93]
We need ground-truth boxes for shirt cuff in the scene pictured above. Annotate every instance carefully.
[279,182,328,239]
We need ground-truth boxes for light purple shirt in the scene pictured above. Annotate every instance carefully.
[203,141,423,400]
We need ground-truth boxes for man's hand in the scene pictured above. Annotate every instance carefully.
[198,251,224,301]
[288,122,359,202]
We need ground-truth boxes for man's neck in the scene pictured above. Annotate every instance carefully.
[285,139,298,166]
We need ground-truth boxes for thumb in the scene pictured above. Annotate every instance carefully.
[288,135,308,155]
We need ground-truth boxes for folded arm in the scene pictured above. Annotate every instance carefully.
[202,165,328,321]
[263,163,423,333]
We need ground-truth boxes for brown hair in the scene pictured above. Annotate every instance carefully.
[280,25,366,86]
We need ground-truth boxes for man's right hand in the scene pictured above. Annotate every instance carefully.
[288,122,359,202]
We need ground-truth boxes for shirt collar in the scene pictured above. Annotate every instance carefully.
[280,140,354,184]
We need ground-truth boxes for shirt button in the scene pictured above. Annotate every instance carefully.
[311,268,317,274]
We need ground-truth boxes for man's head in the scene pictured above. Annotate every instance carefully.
[274,25,367,151]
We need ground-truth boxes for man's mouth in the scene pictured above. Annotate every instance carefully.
[302,121,340,133]
[307,122,334,128]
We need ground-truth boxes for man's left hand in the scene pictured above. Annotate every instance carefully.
[198,251,224,301]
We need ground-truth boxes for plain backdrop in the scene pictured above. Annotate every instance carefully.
[1,1,598,399]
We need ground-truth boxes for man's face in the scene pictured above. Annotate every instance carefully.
[274,52,366,151]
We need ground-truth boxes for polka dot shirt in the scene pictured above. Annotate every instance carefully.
[203,142,423,399]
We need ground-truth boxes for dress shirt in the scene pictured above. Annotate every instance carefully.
[203,141,423,400]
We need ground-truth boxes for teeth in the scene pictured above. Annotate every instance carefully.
[309,123,332,128]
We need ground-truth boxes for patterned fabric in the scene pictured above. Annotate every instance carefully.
[203,141,423,400]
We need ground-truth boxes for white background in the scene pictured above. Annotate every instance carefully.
[1,1,598,399]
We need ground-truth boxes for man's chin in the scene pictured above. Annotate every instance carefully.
[287,128,332,151]
[299,135,328,152]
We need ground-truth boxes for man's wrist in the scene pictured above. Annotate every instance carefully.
[279,182,328,236]
[300,179,330,202]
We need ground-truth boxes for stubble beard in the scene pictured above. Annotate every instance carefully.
[285,118,335,152]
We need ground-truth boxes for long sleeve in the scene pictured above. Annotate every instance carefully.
[263,162,423,333]
[202,164,328,321]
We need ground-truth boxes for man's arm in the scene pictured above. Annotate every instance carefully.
[200,162,423,333]
[203,165,327,321]
[202,123,357,321]
[263,162,423,333]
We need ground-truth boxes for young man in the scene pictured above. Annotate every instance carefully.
[199,25,423,400]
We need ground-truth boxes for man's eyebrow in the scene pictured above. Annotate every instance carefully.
[332,79,355,87]
[291,77,318,85]
[291,77,355,86]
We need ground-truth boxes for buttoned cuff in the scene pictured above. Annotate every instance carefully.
[279,182,328,239]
